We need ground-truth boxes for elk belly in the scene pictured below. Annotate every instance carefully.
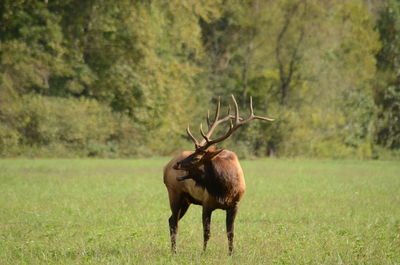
[183,179,208,203]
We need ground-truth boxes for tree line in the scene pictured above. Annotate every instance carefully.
[0,0,399,158]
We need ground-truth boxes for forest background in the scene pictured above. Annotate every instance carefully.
[0,0,399,159]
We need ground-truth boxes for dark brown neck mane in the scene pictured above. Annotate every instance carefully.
[188,150,238,204]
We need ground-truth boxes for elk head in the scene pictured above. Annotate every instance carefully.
[173,94,274,177]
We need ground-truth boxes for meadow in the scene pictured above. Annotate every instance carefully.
[0,158,399,264]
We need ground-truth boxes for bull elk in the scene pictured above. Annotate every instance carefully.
[163,95,274,255]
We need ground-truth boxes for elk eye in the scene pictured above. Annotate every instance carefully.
[192,157,200,162]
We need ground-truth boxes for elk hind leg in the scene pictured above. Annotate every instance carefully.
[168,206,179,254]
[168,195,189,253]
[167,192,182,253]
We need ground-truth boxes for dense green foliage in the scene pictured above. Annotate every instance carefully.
[0,0,399,158]
[0,158,399,264]
[374,0,400,154]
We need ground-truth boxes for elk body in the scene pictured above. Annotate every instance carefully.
[163,95,273,255]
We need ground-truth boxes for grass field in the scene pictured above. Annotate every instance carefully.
[0,158,399,264]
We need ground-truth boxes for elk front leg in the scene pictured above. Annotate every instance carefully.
[202,207,213,251]
[226,206,238,255]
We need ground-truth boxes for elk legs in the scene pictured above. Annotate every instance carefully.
[202,207,213,251]
[226,206,238,255]
[169,198,190,253]
[168,207,179,253]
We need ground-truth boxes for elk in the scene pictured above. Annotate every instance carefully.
[163,95,274,255]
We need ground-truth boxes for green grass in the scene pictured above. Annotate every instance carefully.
[0,158,399,264]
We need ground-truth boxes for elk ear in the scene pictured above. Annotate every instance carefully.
[205,148,224,160]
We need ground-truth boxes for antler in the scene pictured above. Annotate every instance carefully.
[186,95,274,150]
[186,96,233,149]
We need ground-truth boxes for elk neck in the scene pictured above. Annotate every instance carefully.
[190,150,238,204]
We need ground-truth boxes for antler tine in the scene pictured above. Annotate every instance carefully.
[186,124,200,149]
[254,115,275,121]
[248,96,275,122]
[199,123,209,143]
[249,96,254,116]
[231,94,240,123]
[206,97,220,130]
